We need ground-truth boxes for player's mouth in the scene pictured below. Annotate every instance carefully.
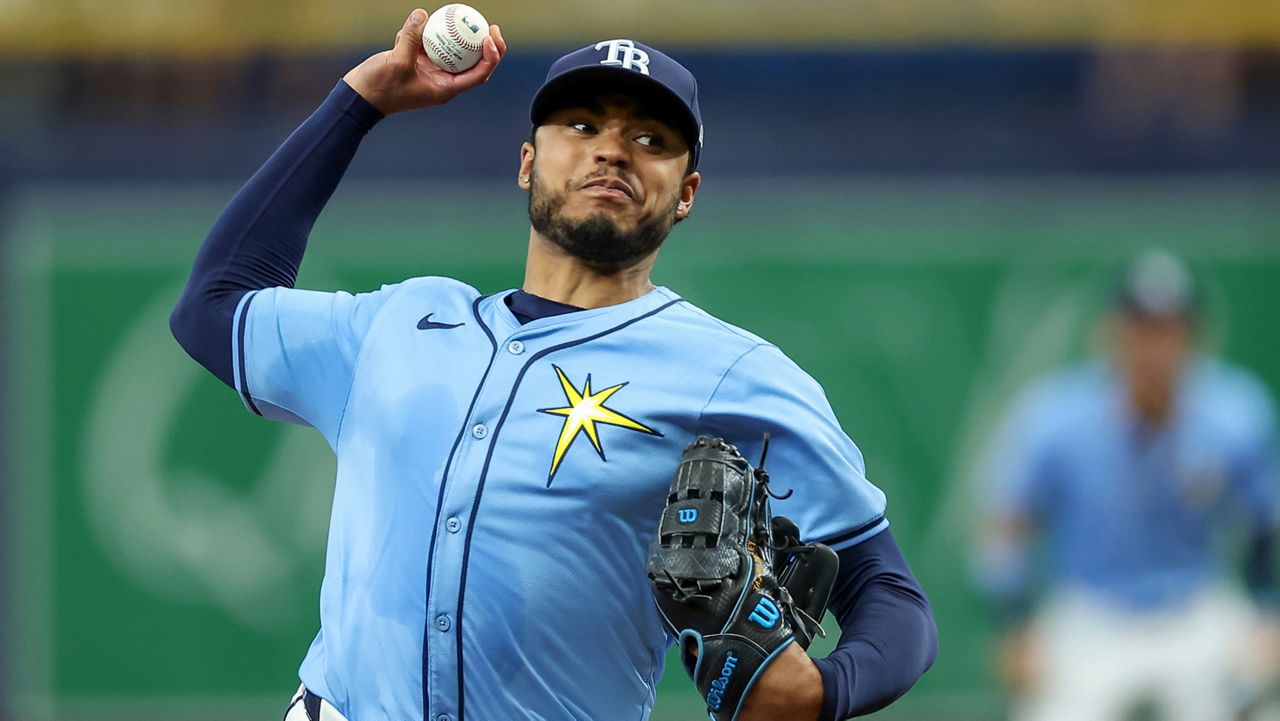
[579,177,636,201]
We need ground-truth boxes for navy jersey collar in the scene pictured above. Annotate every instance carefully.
[504,290,584,325]
[488,286,681,337]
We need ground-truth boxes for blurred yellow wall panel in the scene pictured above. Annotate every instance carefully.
[1,0,1279,55]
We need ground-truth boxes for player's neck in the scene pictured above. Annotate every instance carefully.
[1128,385,1176,428]
[522,231,658,309]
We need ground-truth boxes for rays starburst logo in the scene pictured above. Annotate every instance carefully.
[537,365,662,486]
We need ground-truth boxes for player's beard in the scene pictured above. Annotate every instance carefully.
[528,171,680,272]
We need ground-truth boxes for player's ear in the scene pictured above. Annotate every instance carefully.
[675,171,700,221]
[518,141,534,191]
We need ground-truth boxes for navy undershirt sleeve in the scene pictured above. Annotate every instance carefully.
[170,81,384,387]
[813,528,938,720]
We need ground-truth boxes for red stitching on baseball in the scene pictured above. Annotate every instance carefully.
[425,35,462,71]
[445,5,482,53]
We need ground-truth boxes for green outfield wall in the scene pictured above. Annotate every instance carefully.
[5,177,1280,720]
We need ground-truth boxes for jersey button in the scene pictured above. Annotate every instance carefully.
[507,340,525,355]
[437,715,454,721]
[471,423,488,439]
[435,614,451,632]
[445,517,461,533]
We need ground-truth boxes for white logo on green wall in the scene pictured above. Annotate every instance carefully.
[81,288,333,629]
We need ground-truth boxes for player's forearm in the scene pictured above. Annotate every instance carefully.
[971,518,1037,627]
[739,644,823,721]
[1246,526,1279,610]
[169,80,383,386]
[813,529,938,720]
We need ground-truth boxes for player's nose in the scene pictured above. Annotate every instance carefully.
[592,129,631,168]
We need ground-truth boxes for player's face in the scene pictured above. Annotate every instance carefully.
[1111,312,1193,421]
[518,94,700,270]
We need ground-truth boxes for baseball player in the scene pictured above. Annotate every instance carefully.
[973,251,1280,721]
[170,10,937,721]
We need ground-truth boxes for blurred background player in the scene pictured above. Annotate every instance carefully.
[973,250,1280,721]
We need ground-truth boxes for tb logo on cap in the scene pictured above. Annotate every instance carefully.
[595,39,650,75]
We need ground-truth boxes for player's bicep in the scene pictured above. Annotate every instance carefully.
[697,344,887,551]
[235,285,393,444]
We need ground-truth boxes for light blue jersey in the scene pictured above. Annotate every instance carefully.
[231,278,887,721]
[979,359,1278,611]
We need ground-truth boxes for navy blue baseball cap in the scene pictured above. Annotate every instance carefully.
[530,39,703,170]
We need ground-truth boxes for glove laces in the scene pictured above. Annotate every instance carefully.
[753,433,793,501]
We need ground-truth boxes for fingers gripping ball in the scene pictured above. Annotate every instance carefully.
[423,4,488,73]
[647,436,837,721]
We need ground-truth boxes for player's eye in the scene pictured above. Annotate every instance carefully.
[635,133,664,148]
[569,121,596,134]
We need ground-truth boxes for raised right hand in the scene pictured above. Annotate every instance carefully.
[343,8,507,116]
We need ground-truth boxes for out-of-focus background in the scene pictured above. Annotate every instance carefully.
[3,1,1279,720]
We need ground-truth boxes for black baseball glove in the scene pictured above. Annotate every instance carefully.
[646,435,839,721]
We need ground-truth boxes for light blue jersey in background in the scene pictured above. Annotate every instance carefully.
[978,359,1279,611]
[232,278,887,721]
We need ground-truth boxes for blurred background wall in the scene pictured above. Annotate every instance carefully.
[2,1,1279,720]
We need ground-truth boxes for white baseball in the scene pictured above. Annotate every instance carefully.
[422,4,489,74]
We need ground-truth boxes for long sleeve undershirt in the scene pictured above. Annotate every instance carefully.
[816,529,937,720]
[170,80,384,385]
[170,79,938,720]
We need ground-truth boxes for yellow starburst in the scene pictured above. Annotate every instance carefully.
[537,365,662,485]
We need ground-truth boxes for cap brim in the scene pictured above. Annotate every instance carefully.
[530,66,699,159]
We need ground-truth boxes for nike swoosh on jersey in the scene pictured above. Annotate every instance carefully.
[417,313,465,330]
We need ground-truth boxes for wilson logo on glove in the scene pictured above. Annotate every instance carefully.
[748,598,781,629]
[706,652,738,711]
[646,435,839,721]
